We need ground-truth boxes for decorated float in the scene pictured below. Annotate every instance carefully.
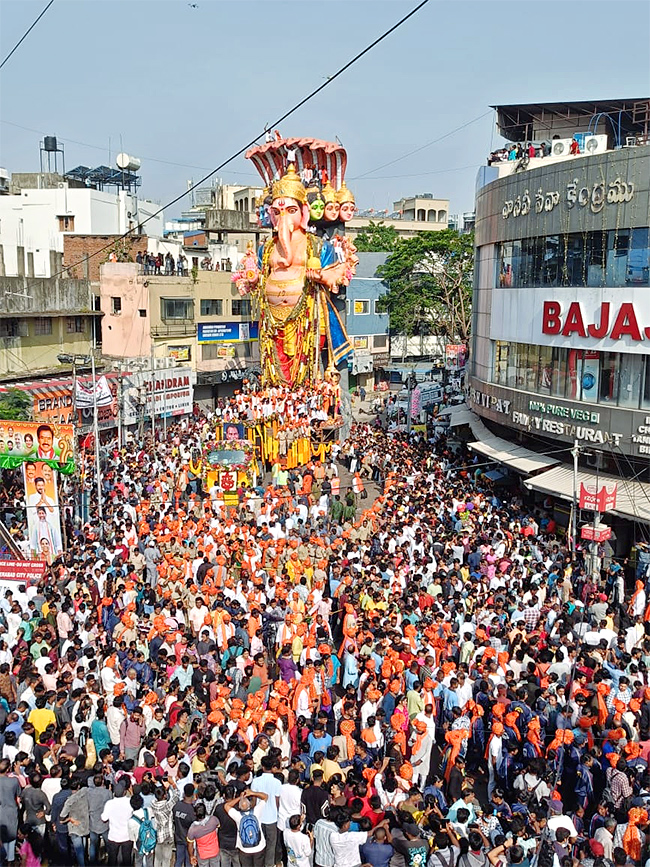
[187,435,259,510]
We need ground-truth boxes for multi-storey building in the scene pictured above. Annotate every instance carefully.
[469,98,650,547]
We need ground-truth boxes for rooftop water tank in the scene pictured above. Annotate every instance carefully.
[116,153,141,172]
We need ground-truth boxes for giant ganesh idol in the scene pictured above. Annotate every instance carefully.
[233,136,358,388]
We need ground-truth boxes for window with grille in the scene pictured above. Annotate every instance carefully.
[231,298,251,316]
[33,317,53,335]
[161,298,193,320]
[67,316,85,333]
[200,299,223,316]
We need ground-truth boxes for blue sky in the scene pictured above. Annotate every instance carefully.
[1,0,648,218]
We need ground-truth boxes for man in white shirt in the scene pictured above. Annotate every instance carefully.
[188,598,208,636]
[594,817,617,859]
[547,800,578,840]
[415,705,436,740]
[226,791,268,860]
[101,781,134,865]
[253,757,283,865]
[328,815,370,867]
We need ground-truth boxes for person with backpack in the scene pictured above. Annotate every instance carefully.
[128,792,157,867]
[225,789,268,867]
[187,802,220,867]
[213,785,240,867]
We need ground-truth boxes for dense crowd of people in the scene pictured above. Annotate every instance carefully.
[0,401,648,867]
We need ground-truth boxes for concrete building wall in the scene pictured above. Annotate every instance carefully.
[99,266,258,373]
[0,184,164,278]
[346,215,448,242]
[0,275,96,379]
[100,263,151,358]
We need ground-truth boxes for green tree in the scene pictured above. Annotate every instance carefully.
[0,388,32,421]
[353,221,401,252]
[377,229,474,344]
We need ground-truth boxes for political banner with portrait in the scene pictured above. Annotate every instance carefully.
[23,460,64,562]
[0,420,75,474]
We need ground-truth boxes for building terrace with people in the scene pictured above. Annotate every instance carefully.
[468,98,650,552]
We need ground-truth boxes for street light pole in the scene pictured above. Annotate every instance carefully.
[406,370,415,436]
[91,352,103,535]
[571,439,579,556]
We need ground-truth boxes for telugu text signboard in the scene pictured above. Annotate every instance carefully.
[579,482,617,512]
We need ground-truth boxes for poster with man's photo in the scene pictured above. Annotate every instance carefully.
[23,460,63,563]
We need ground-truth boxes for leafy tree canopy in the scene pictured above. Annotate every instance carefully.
[377,229,474,342]
[0,388,32,421]
[353,221,401,252]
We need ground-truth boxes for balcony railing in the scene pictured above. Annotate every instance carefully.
[151,322,196,338]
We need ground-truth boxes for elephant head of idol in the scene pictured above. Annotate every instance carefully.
[269,164,310,267]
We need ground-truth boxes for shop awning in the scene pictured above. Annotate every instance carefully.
[468,416,559,475]
[438,403,474,428]
[524,465,650,525]
[448,408,475,428]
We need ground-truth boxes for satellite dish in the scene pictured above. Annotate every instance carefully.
[116,153,141,171]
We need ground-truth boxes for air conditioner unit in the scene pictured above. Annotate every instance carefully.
[583,134,608,155]
[585,451,604,469]
[550,138,573,157]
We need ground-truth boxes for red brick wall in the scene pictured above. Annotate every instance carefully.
[63,235,149,281]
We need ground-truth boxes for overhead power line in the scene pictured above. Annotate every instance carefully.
[0,0,55,71]
[351,109,493,180]
[0,119,259,176]
[40,0,431,284]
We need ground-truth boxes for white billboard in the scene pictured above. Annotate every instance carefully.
[122,367,194,425]
[490,286,650,355]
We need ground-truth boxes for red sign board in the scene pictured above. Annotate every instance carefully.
[579,482,617,512]
[581,524,612,542]
[0,560,47,583]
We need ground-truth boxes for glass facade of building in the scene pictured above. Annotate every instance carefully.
[498,228,650,288]
[492,341,650,409]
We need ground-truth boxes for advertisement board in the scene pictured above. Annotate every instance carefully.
[197,322,259,344]
[581,524,612,542]
[23,461,63,562]
[0,420,75,474]
[74,376,114,409]
[122,368,194,425]
[32,388,75,425]
[490,287,650,355]
[168,346,192,362]
[445,344,467,370]
[29,375,119,431]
